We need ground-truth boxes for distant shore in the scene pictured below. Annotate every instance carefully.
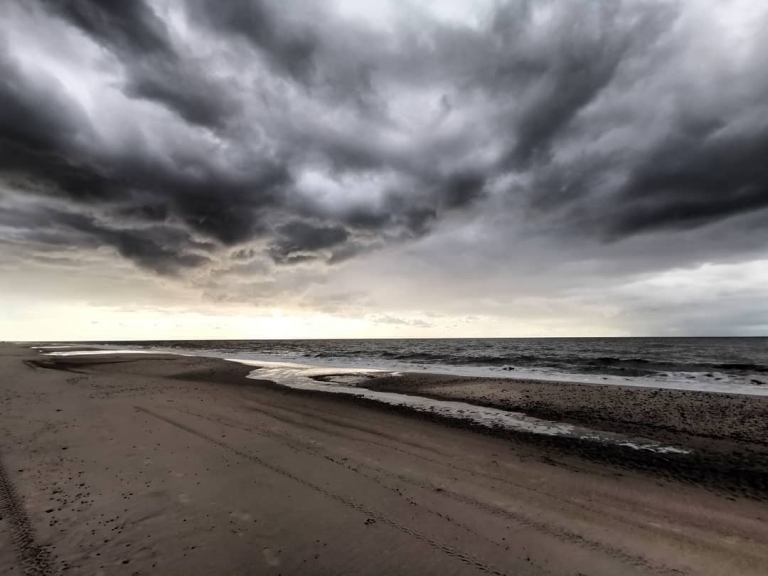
[3,344,768,575]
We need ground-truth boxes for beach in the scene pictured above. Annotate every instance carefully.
[2,343,768,575]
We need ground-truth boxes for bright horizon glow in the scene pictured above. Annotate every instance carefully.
[0,304,629,341]
[4,258,768,340]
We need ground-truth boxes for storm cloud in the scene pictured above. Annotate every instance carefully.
[1,0,768,335]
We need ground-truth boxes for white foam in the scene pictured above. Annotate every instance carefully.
[617,442,690,455]
[43,349,170,356]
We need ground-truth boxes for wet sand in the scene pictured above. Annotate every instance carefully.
[366,373,768,448]
[2,344,768,575]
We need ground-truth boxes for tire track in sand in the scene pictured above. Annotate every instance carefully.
[0,451,57,576]
[175,406,521,561]
[135,405,509,576]
[177,405,686,576]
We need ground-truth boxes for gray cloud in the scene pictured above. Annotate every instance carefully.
[43,0,170,54]
[370,314,433,329]
[0,201,212,275]
[126,56,238,130]
[268,220,349,265]
[606,122,768,237]
[43,0,237,130]
[187,0,319,81]
[1,0,768,333]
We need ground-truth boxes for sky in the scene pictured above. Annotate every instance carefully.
[1,0,767,340]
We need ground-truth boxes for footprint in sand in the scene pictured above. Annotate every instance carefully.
[229,511,252,522]
[262,547,280,566]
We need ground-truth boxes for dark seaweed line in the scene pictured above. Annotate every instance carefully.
[0,451,57,576]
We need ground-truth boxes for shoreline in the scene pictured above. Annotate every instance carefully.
[36,346,768,445]
[32,343,768,397]
[29,349,768,498]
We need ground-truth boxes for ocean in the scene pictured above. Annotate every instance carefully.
[78,337,768,395]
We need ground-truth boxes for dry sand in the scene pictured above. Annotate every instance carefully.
[2,343,768,575]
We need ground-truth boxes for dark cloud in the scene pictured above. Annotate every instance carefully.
[231,248,257,262]
[0,52,115,202]
[43,0,170,55]
[0,203,211,275]
[43,0,235,130]
[606,123,768,238]
[268,220,349,264]
[439,171,487,210]
[0,28,291,257]
[494,4,633,166]
[188,0,318,81]
[126,57,238,130]
[2,0,768,294]
[0,51,87,151]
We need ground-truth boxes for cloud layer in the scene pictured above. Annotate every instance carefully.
[1,0,767,335]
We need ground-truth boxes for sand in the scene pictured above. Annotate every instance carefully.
[2,344,768,575]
